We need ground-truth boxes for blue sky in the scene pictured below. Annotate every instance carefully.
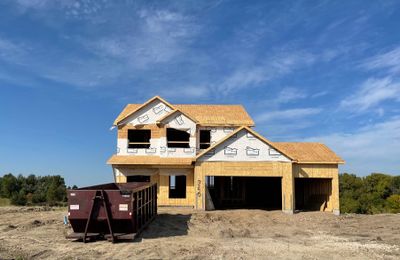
[1,0,399,186]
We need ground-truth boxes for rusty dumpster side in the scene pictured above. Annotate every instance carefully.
[66,182,157,242]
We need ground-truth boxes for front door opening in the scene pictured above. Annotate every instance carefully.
[295,178,332,211]
[207,176,282,210]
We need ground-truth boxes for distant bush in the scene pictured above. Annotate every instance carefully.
[340,173,400,214]
[0,173,73,206]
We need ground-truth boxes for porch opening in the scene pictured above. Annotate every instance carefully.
[295,178,332,211]
[167,128,190,148]
[207,176,282,210]
[126,175,150,182]
[169,175,186,198]
[128,129,151,148]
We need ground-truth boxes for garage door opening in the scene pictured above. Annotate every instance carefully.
[295,178,332,211]
[207,176,282,210]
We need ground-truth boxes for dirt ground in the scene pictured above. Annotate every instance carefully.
[0,207,399,259]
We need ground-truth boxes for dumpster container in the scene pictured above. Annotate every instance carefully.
[66,182,157,242]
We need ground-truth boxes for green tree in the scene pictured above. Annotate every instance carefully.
[339,173,363,213]
[0,173,19,198]
[10,189,27,205]
[386,194,400,213]
[390,176,400,195]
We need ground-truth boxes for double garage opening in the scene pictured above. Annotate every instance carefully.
[206,176,332,211]
[206,176,282,210]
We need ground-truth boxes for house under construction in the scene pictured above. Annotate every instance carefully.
[107,96,344,214]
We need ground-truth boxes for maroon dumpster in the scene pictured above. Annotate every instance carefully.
[66,182,157,242]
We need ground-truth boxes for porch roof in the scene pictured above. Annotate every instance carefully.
[107,155,194,166]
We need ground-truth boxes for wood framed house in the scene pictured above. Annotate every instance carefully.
[107,96,344,214]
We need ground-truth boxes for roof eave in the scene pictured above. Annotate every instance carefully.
[294,161,345,165]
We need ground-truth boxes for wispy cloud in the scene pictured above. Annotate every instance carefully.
[275,87,308,104]
[158,85,210,100]
[84,9,199,69]
[340,77,400,112]
[361,46,400,74]
[0,37,29,65]
[215,51,317,95]
[303,117,400,175]
[255,108,322,123]
[0,6,201,91]
[311,91,329,98]
[14,0,107,17]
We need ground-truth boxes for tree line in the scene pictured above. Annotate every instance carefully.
[1,172,399,212]
[0,173,77,206]
[339,173,400,214]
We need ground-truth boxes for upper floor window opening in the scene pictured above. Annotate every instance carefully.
[128,129,151,148]
[199,130,211,149]
[167,128,190,148]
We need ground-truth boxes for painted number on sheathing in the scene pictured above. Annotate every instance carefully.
[70,204,79,210]
[119,204,128,211]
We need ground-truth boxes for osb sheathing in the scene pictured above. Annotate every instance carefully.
[274,143,344,164]
[158,172,195,207]
[115,162,339,212]
[114,103,255,126]
[193,161,294,211]
[118,124,165,139]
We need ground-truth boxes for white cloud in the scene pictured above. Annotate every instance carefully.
[340,77,400,112]
[361,46,400,74]
[255,108,322,123]
[302,117,400,175]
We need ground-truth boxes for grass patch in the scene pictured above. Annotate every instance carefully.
[0,197,11,206]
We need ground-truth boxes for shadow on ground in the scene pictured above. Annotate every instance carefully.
[136,213,192,240]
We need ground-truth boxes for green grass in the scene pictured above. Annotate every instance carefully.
[0,197,11,206]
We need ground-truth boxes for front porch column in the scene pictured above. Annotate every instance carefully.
[282,164,294,214]
[194,164,205,210]
[332,173,340,215]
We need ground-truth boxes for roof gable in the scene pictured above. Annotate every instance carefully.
[114,96,175,125]
[196,126,293,162]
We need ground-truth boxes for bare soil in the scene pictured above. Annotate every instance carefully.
[0,206,399,259]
